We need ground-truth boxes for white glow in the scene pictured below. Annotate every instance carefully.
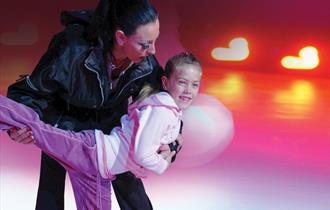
[281,46,319,70]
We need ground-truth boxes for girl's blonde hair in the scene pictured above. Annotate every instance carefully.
[135,83,157,103]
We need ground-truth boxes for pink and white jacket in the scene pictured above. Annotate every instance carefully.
[95,92,182,179]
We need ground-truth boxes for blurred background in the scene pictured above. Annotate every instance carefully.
[0,0,329,209]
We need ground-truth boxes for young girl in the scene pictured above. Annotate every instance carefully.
[0,52,202,209]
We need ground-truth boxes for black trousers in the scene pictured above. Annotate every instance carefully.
[35,152,153,210]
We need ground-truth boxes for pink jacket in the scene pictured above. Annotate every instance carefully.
[95,92,182,178]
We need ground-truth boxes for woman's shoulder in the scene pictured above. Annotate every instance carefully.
[47,27,91,62]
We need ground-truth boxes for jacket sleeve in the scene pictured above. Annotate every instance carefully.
[7,31,68,118]
[133,106,175,175]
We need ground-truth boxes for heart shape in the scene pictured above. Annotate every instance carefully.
[0,23,38,46]
[281,46,319,70]
[211,37,249,61]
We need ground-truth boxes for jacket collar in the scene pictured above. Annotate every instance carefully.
[84,43,154,78]
[126,57,153,79]
[84,45,106,74]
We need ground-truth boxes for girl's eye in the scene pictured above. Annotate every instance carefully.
[193,83,200,88]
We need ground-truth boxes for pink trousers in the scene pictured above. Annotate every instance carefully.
[0,95,112,210]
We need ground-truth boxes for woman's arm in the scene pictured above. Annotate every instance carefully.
[6,31,72,142]
[7,31,67,116]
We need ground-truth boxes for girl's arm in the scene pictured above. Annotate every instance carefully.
[133,106,178,175]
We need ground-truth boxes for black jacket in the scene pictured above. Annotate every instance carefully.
[7,10,163,134]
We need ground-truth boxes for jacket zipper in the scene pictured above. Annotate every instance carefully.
[85,61,154,106]
[84,63,105,107]
[25,76,39,91]
[54,113,64,128]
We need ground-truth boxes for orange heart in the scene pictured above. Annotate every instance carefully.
[281,46,319,70]
[211,37,249,61]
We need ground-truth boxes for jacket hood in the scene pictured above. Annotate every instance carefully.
[129,92,181,117]
[61,9,93,26]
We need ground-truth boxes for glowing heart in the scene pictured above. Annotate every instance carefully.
[211,37,249,61]
[281,46,319,70]
[0,23,38,46]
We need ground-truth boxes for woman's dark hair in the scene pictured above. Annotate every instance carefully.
[87,0,158,56]
[164,52,202,78]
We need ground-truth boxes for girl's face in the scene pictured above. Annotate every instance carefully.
[162,64,202,110]
[117,18,160,63]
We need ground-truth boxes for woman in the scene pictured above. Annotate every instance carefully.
[6,0,170,209]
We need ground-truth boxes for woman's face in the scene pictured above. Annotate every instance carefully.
[121,18,160,63]
[162,64,202,110]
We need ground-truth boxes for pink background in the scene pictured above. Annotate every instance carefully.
[0,0,329,209]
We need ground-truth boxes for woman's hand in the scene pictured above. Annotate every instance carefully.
[175,134,183,152]
[7,127,34,144]
[158,146,176,170]
[158,144,176,161]
[164,151,176,166]
[157,134,184,164]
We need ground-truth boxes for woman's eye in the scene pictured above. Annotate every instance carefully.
[139,43,150,50]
